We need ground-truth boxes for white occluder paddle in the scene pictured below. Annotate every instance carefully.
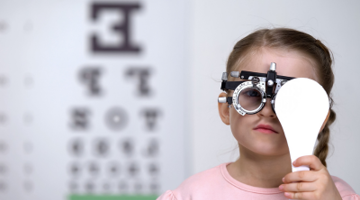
[275,78,329,172]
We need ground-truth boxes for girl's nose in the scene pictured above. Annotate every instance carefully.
[257,99,276,118]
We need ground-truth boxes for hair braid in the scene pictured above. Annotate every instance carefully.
[314,108,336,167]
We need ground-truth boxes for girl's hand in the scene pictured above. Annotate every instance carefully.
[278,155,342,200]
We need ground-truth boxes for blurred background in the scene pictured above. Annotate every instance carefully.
[0,0,359,200]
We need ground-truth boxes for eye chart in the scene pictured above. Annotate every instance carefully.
[0,1,187,200]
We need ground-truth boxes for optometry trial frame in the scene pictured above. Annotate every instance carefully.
[218,62,295,116]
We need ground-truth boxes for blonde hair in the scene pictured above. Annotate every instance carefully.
[226,28,335,167]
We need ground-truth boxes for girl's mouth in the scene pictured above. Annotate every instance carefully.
[253,124,278,134]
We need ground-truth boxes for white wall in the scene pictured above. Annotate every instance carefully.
[190,0,360,194]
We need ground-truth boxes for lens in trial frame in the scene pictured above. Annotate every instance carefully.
[238,88,263,111]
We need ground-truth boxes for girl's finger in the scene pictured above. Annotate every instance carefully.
[283,170,318,183]
[293,155,324,171]
[280,182,316,192]
[284,191,318,200]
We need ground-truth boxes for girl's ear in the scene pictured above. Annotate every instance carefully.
[218,93,230,125]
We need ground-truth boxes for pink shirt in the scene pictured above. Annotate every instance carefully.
[158,163,359,200]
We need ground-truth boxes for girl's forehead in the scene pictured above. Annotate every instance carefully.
[236,47,319,81]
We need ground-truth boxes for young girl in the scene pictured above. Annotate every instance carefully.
[157,28,360,200]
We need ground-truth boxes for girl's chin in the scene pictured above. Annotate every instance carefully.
[250,146,288,157]
[238,143,288,156]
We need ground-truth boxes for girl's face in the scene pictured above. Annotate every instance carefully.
[218,47,319,157]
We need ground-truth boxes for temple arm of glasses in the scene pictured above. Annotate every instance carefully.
[221,81,245,90]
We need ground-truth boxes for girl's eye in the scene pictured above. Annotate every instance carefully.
[245,89,260,97]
